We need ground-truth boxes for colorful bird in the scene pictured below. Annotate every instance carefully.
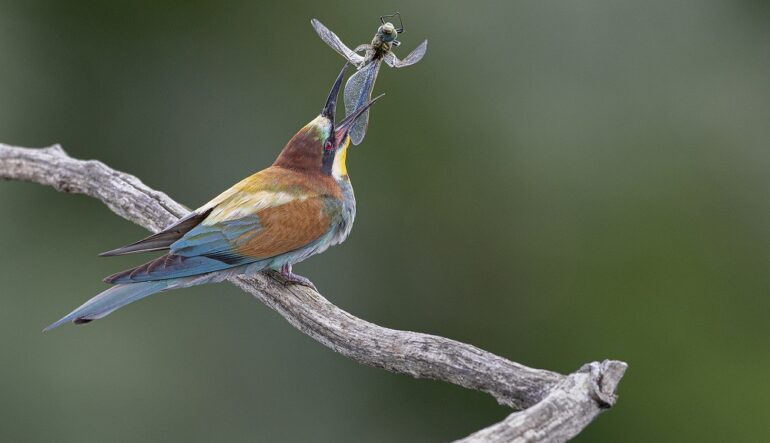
[44,64,381,331]
[312,13,427,145]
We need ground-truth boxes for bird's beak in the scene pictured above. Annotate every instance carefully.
[322,63,385,146]
[322,63,348,121]
[333,94,385,144]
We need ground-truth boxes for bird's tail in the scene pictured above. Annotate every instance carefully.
[43,280,172,331]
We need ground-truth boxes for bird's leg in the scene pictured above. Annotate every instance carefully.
[279,263,318,291]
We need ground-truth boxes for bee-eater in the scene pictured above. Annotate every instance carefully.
[45,64,380,331]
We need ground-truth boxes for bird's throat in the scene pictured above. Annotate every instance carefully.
[332,141,349,178]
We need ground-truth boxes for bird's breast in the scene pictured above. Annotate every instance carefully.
[330,178,356,246]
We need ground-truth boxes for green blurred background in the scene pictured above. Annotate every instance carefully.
[2,0,769,441]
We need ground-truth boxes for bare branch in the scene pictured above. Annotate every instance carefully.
[456,360,627,443]
[0,142,627,442]
[0,143,186,231]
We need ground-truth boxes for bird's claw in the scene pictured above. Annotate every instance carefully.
[279,264,318,292]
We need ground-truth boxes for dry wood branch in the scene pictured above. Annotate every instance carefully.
[0,142,627,442]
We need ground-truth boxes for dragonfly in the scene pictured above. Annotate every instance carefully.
[311,13,428,145]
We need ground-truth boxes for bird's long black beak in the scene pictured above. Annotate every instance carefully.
[322,63,348,120]
[334,94,385,142]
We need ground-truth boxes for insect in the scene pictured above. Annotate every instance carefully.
[311,13,427,145]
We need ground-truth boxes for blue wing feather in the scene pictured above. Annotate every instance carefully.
[104,215,263,283]
[172,215,261,257]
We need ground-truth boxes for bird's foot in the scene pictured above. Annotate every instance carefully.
[279,264,318,292]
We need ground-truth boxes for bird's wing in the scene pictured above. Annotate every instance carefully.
[99,209,213,256]
[100,167,300,257]
[311,18,365,65]
[103,172,341,284]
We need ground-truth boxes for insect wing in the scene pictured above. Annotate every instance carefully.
[344,60,381,145]
[393,39,428,68]
[311,18,365,65]
[383,52,398,68]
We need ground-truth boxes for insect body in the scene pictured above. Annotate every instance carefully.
[312,13,427,145]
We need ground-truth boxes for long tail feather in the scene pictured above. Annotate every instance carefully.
[43,262,255,332]
[43,280,171,331]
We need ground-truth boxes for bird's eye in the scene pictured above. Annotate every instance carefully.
[324,141,333,151]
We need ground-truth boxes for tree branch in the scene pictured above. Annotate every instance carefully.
[0,143,627,442]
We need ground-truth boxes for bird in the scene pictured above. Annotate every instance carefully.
[44,64,381,331]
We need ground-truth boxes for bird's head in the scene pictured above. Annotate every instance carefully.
[274,64,382,178]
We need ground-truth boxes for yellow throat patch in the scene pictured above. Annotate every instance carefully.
[332,137,349,178]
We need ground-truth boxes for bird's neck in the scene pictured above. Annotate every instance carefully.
[273,122,326,173]
[273,118,349,179]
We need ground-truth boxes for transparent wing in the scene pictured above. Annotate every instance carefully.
[383,52,397,68]
[344,60,381,145]
[311,18,365,65]
[353,44,371,53]
[392,39,428,68]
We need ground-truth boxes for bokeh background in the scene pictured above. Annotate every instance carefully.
[1,0,769,441]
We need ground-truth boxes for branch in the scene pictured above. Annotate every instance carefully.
[1,143,627,442]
